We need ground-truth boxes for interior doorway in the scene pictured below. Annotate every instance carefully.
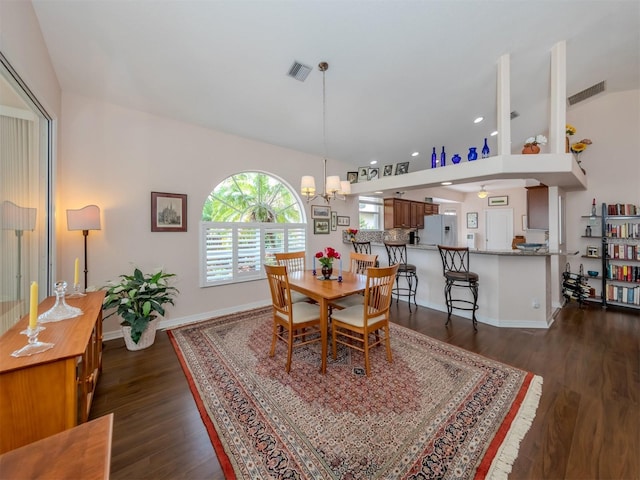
[485,208,513,250]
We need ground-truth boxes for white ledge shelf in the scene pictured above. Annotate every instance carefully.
[349,153,587,195]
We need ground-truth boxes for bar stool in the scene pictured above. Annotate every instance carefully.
[437,246,478,331]
[384,241,418,311]
[352,241,371,254]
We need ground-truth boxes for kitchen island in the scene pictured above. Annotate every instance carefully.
[367,243,577,328]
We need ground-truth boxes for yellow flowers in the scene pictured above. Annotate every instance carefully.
[566,124,576,136]
[570,138,592,154]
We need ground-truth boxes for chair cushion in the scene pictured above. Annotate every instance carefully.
[289,291,313,304]
[398,264,416,273]
[275,302,320,324]
[331,305,387,328]
[444,270,479,282]
[330,294,364,309]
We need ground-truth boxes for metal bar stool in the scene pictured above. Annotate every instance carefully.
[352,241,371,254]
[437,245,478,331]
[384,241,418,311]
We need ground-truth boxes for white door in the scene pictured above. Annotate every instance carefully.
[485,208,513,250]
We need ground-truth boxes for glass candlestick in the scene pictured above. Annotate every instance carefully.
[11,326,54,357]
[38,281,83,323]
[66,282,86,298]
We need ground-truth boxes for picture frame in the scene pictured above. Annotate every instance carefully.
[347,171,359,184]
[395,162,409,175]
[311,205,331,218]
[466,212,478,229]
[368,167,379,181]
[488,195,509,207]
[358,166,369,182]
[331,211,337,231]
[586,246,599,257]
[383,164,394,176]
[151,192,187,232]
[337,216,350,226]
[314,219,330,235]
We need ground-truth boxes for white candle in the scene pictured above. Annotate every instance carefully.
[29,281,38,330]
[74,257,79,286]
[339,258,342,276]
[313,257,316,271]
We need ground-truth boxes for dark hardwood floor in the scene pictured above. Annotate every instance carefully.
[90,302,639,479]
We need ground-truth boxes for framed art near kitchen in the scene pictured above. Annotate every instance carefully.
[311,205,331,218]
[368,167,379,181]
[151,192,187,232]
[314,219,330,234]
[358,166,369,182]
[331,211,337,231]
[347,171,358,184]
[337,216,350,226]
[466,212,478,229]
[488,196,508,206]
[395,162,409,175]
[383,164,394,176]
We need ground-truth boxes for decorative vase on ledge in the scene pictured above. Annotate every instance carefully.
[522,144,540,154]
[468,147,478,161]
[451,154,461,164]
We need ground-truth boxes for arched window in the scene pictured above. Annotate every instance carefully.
[200,171,306,286]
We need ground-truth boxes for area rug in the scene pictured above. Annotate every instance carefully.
[168,307,542,479]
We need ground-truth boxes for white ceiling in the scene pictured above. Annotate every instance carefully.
[30,1,640,195]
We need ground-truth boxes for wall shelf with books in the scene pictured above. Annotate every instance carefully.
[601,203,640,310]
[578,214,603,301]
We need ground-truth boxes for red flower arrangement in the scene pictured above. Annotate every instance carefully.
[347,228,358,241]
[315,247,341,267]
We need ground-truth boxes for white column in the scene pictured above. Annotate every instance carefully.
[549,41,567,154]
[496,54,511,155]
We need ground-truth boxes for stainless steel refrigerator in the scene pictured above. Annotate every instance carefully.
[423,215,458,246]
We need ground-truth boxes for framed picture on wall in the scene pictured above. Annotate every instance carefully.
[383,164,394,176]
[151,192,187,232]
[311,205,331,218]
[368,167,379,181]
[358,166,369,182]
[314,219,330,234]
[466,212,478,229]
[331,211,337,231]
[395,162,409,175]
[347,171,359,184]
[488,196,508,206]
[337,216,350,226]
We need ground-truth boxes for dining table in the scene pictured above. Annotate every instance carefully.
[286,269,367,374]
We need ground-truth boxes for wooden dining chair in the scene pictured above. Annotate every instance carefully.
[265,264,322,373]
[274,251,312,303]
[330,264,399,376]
[329,252,378,310]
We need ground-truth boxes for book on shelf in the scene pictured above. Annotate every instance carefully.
[606,284,640,305]
[606,203,639,216]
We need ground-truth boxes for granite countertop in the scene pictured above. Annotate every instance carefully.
[368,242,577,256]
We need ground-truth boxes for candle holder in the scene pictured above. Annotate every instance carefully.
[66,282,86,298]
[338,275,343,283]
[11,326,54,357]
[38,281,83,323]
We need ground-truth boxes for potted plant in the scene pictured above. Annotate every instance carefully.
[103,268,178,351]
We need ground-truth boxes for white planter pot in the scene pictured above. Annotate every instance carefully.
[122,317,159,351]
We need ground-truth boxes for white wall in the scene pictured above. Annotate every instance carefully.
[57,93,358,335]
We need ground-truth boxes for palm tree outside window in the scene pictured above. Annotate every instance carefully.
[201,172,306,287]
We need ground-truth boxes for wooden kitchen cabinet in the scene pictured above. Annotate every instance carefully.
[0,291,105,453]
[526,185,549,230]
[385,198,439,229]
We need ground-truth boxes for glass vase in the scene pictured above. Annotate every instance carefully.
[440,146,446,167]
[431,147,437,169]
[482,138,490,158]
[451,154,461,164]
[321,265,333,280]
[468,147,478,161]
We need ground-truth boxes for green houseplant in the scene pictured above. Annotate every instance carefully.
[103,268,178,349]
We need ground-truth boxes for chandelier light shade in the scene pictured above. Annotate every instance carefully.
[477,186,489,199]
[300,61,350,204]
[67,204,101,290]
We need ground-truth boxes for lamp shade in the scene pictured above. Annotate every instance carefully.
[0,200,37,231]
[339,181,351,195]
[477,189,488,199]
[301,176,316,195]
[67,205,101,231]
[325,176,341,194]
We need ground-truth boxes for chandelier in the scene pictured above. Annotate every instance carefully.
[477,185,488,199]
[300,62,351,204]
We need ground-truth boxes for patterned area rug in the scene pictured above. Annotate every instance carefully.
[168,307,542,479]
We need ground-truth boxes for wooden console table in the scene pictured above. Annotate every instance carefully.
[0,413,113,479]
[0,291,105,453]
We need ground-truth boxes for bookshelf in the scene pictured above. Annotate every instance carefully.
[601,203,640,310]
[579,214,602,303]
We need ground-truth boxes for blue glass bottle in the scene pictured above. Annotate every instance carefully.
[468,147,478,161]
[482,138,490,158]
[431,147,437,169]
[440,146,446,167]
[452,154,461,164]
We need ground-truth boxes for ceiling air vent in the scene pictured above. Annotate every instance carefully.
[510,111,519,120]
[568,81,606,106]
[287,61,312,82]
